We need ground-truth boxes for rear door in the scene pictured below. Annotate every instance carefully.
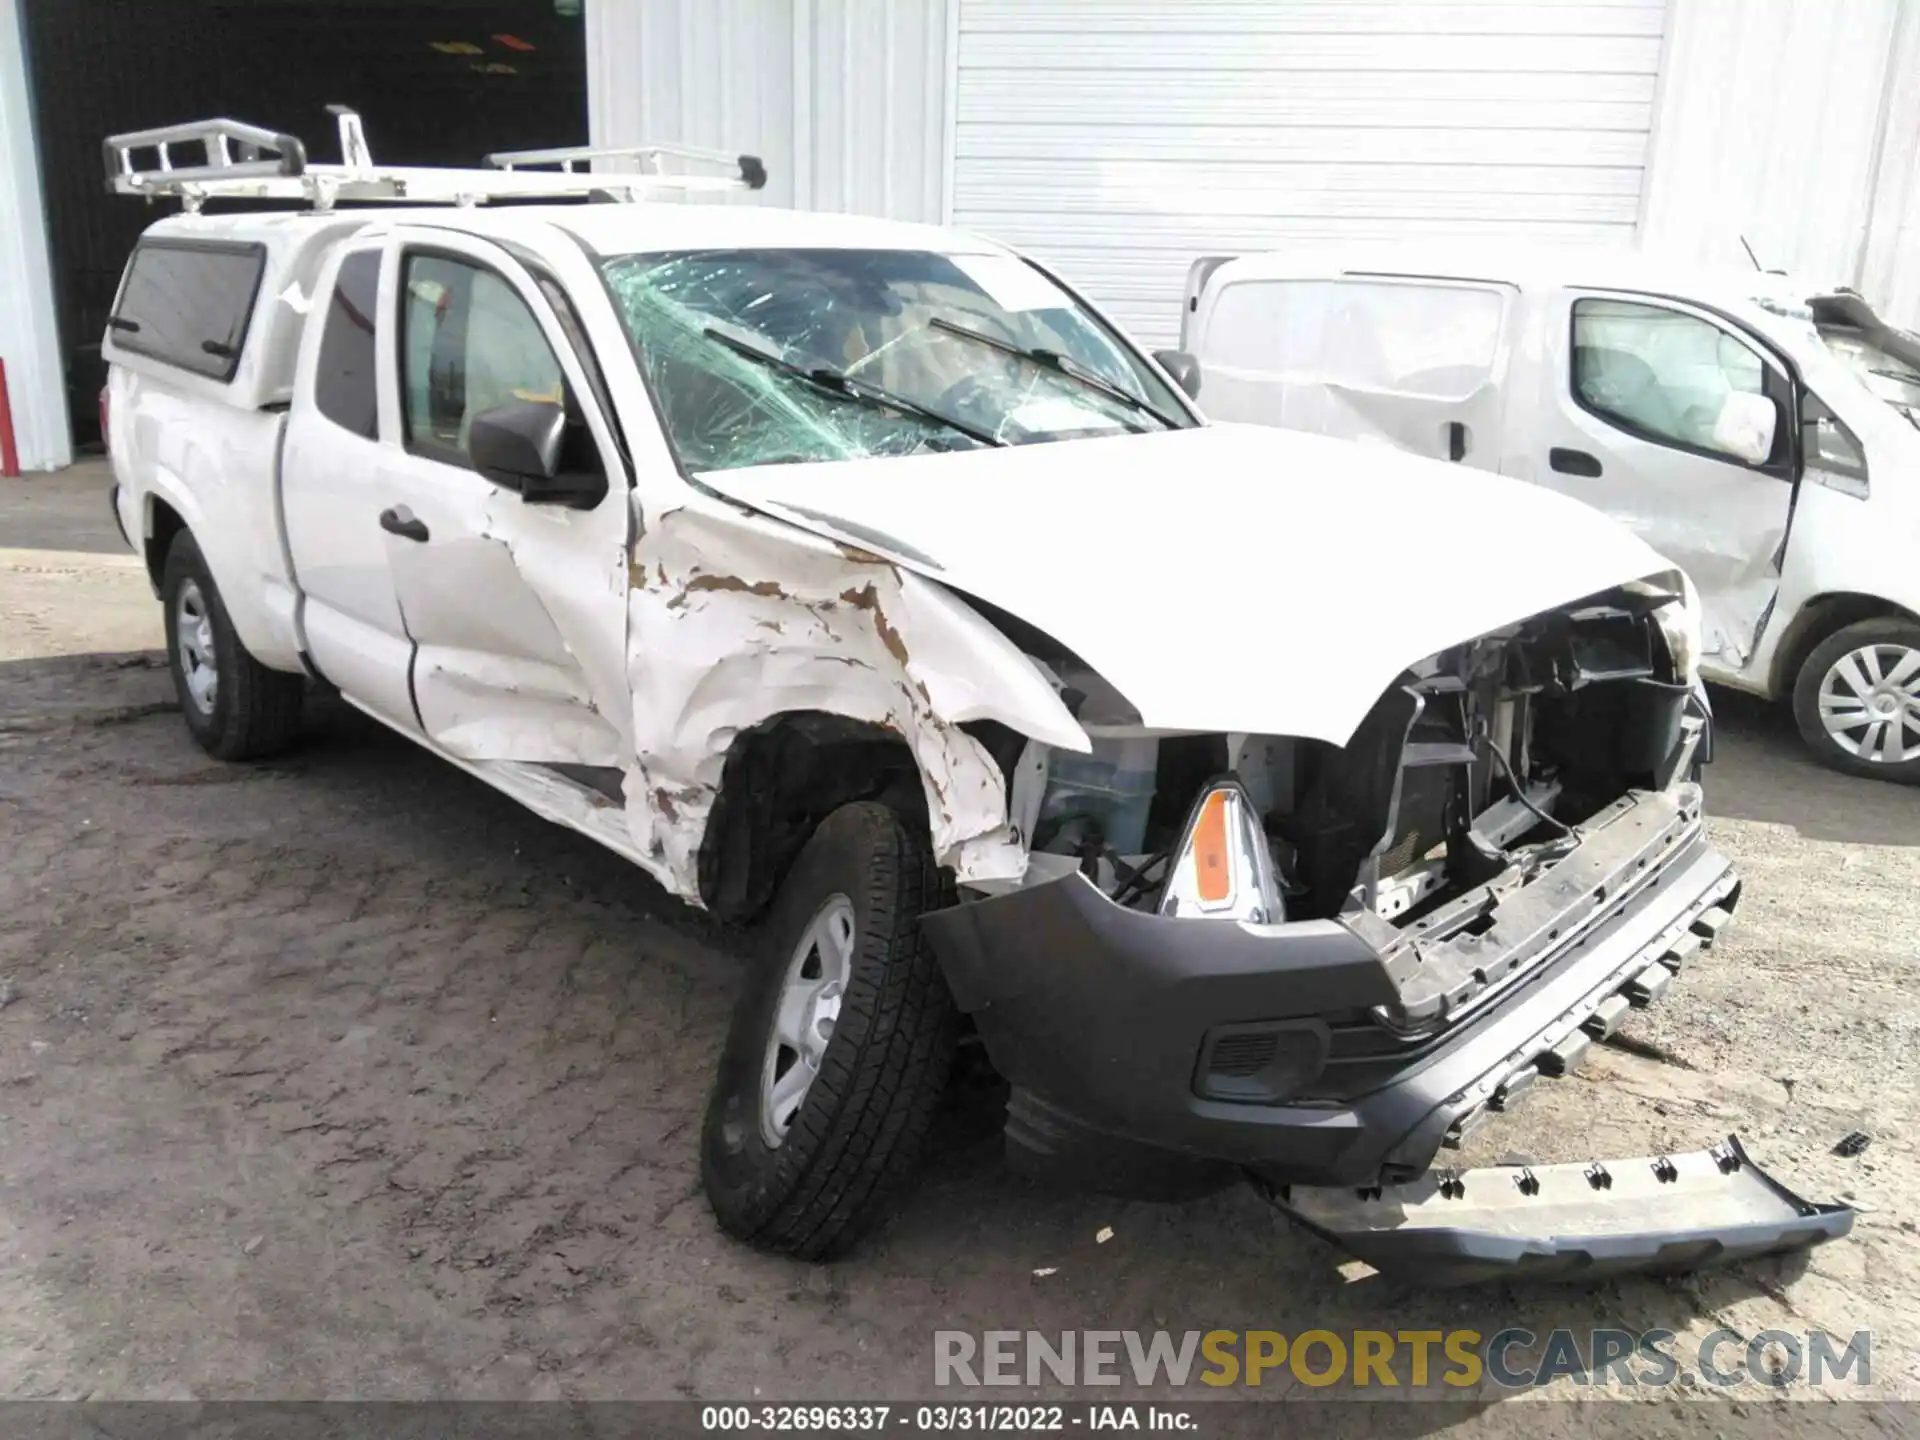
[1192,272,1516,471]
[283,241,421,729]
[373,229,633,767]
[1530,291,1796,672]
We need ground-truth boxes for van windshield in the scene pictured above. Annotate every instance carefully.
[599,248,1191,472]
[1810,296,1920,426]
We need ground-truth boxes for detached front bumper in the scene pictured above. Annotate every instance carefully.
[922,784,1734,1192]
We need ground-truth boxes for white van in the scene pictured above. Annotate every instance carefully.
[1177,247,1920,782]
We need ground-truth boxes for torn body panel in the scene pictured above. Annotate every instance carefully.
[622,494,1087,903]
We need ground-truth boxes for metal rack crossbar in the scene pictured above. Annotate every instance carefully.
[488,142,767,191]
[105,108,766,212]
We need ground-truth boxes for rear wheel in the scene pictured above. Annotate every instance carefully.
[162,530,306,760]
[1791,617,1920,783]
[701,802,959,1259]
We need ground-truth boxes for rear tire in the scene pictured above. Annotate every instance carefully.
[162,530,306,761]
[1791,617,1920,783]
[701,802,959,1259]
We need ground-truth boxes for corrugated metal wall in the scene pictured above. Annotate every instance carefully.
[587,0,948,220]
[590,0,1918,331]
[1639,0,1920,326]
[0,0,69,472]
[947,0,1670,346]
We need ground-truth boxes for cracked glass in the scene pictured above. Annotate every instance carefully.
[600,248,1191,473]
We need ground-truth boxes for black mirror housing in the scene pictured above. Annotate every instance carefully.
[1153,349,1202,400]
[469,399,606,509]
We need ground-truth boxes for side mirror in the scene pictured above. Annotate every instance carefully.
[1153,349,1202,400]
[469,399,605,508]
[1712,390,1778,467]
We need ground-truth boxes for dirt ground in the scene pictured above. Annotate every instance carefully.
[2,465,1917,1421]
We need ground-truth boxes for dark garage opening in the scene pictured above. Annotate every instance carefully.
[21,0,588,450]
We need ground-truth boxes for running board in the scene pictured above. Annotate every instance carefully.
[1280,1135,1853,1287]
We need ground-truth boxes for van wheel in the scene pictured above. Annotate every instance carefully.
[1791,618,1920,783]
[161,530,306,761]
[701,801,959,1259]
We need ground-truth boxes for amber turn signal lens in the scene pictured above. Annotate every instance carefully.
[1191,789,1232,904]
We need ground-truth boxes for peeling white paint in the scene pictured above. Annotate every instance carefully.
[619,492,1087,903]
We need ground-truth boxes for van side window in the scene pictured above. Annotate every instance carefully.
[314,251,381,439]
[1801,392,1869,489]
[109,240,266,383]
[1204,279,1505,400]
[1572,299,1775,464]
[399,253,565,467]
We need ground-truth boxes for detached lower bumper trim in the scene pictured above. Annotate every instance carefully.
[1282,1134,1854,1287]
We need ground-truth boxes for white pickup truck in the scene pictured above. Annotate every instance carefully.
[101,114,1850,1281]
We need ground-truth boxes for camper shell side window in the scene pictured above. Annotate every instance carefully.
[108,238,268,384]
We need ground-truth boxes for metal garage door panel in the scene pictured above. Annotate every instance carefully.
[951,0,1670,348]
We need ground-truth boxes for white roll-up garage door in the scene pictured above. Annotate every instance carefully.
[948,0,1670,346]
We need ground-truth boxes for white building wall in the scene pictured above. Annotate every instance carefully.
[0,0,70,473]
[1639,0,1920,325]
[588,0,1920,333]
[587,0,948,221]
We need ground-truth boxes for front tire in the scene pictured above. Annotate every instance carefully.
[162,530,306,761]
[1791,617,1920,783]
[701,802,959,1259]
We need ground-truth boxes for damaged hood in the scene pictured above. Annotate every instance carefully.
[699,423,1677,746]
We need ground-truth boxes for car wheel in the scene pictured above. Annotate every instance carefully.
[701,801,959,1259]
[1791,617,1920,783]
[161,530,306,761]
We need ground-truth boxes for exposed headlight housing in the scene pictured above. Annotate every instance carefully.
[1159,778,1284,924]
[1651,571,1703,683]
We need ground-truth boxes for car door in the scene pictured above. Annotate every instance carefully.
[372,230,634,768]
[283,241,421,730]
[1531,291,1797,672]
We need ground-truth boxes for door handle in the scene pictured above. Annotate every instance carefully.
[1447,421,1467,462]
[1549,447,1603,478]
[379,505,430,543]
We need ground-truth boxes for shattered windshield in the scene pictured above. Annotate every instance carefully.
[599,248,1192,472]
[1810,297,1920,424]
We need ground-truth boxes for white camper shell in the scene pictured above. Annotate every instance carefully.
[1183,246,1920,782]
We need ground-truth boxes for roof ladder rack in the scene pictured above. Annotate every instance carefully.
[487,143,767,191]
[104,108,767,211]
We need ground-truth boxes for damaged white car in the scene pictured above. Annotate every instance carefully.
[1179,245,1920,782]
[100,115,1851,1283]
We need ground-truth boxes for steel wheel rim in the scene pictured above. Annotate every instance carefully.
[759,893,855,1149]
[175,579,219,715]
[1817,642,1920,765]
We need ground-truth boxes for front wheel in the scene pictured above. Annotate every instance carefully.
[161,530,306,761]
[701,802,959,1259]
[1791,617,1920,783]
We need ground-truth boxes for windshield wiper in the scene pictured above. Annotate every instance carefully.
[701,327,1006,450]
[928,317,1183,432]
[1868,366,1920,386]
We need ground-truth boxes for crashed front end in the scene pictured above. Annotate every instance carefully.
[920,583,1854,1283]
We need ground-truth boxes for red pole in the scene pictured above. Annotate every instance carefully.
[0,359,20,478]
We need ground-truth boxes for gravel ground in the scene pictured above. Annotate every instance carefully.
[1,468,1916,1424]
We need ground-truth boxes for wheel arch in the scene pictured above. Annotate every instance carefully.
[1770,592,1920,698]
[696,711,1023,925]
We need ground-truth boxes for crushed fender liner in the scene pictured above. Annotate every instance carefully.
[1280,1136,1854,1287]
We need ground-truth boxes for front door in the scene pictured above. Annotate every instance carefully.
[1531,291,1797,673]
[372,232,633,767]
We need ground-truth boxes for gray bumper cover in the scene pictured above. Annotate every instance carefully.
[1282,1135,1854,1287]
